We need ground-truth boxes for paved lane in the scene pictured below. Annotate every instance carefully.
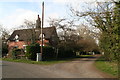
[2,61,63,78]
[2,55,114,78]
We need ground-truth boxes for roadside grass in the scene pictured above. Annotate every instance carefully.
[95,56,118,77]
[76,55,94,58]
[2,57,75,65]
[2,55,93,65]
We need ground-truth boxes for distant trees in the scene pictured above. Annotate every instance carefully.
[0,25,9,57]
[77,38,98,53]
[70,1,120,61]
[47,1,120,60]
[48,18,79,57]
[48,18,76,42]
[18,19,36,44]
[48,16,99,57]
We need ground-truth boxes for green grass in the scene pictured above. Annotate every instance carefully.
[76,55,94,58]
[2,58,74,65]
[95,56,118,77]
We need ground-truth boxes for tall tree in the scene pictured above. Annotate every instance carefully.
[48,18,76,42]
[70,1,119,61]
[18,19,36,44]
[0,25,9,56]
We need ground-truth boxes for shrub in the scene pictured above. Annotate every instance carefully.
[12,49,23,59]
[57,47,76,58]
[26,43,40,61]
[92,49,100,54]
[26,43,55,61]
[2,43,8,57]
[79,51,87,55]
[42,46,55,60]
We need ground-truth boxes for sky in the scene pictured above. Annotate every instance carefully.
[0,0,118,30]
[0,0,70,30]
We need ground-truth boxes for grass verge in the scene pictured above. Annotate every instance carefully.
[94,56,118,77]
[76,55,94,58]
[2,58,74,65]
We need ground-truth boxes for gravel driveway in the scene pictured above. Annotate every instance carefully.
[2,55,115,78]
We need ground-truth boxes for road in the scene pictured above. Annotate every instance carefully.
[2,55,114,78]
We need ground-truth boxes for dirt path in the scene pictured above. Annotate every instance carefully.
[43,55,114,78]
[2,55,115,78]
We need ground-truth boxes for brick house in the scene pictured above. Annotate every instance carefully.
[7,15,59,51]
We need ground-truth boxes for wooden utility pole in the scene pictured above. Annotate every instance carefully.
[41,2,44,61]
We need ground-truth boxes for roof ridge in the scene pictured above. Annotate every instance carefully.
[14,26,55,31]
[8,26,57,41]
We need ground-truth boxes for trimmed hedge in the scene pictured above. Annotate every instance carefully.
[26,43,40,61]
[57,47,76,58]
[26,43,55,61]
[42,46,55,60]
[26,43,76,60]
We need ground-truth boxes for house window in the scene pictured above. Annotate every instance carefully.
[39,33,45,41]
[16,40,19,42]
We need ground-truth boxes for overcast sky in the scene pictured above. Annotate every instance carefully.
[0,0,117,30]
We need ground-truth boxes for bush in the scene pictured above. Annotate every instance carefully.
[57,47,76,58]
[42,46,55,60]
[2,47,8,57]
[2,43,8,57]
[26,43,40,61]
[12,49,23,59]
[26,43,55,61]
[79,51,87,55]
[92,49,100,54]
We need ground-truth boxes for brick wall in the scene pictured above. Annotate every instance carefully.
[8,40,49,50]
[8,41,26,50]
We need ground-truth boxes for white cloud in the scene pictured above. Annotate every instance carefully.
[1,8,58,30]
[1,9,39,30]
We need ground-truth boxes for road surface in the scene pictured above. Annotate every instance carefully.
[2,55,114,78]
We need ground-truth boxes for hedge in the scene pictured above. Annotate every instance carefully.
[57,47,76,58]
[26,43,55,61]
[26,43,40,61]
[42,46,55,60]
[12,49,24,59]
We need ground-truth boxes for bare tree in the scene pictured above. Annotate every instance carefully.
[70,2,115,33]
[15,19,36,44]
[0,25,10,42]
[20,19,36,29]
[0,25,10,56]
[69,1,120,61]
[77,38,98,53]
[48,18,77,42]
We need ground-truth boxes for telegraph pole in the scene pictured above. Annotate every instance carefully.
[41,2,44,61]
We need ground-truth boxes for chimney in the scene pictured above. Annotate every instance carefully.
[36,15,41,28]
